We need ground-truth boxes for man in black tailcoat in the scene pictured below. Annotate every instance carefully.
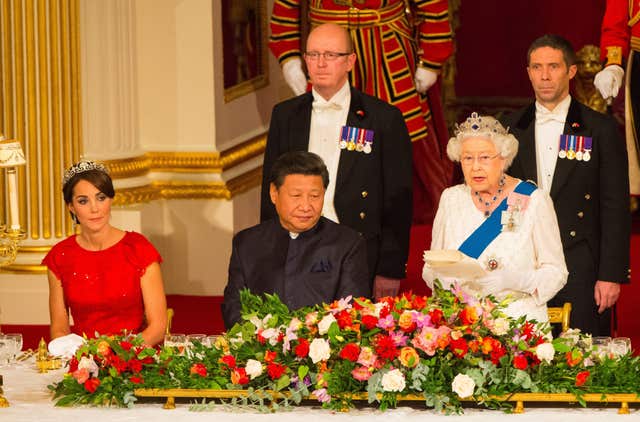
[261,23,412,300]
[501,34,631,336]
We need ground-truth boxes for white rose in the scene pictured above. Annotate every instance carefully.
[245,359,263,379]
[317,314,337,335]
[78,355,99,377]
[451,373,475,398]
[535,342,555,364]
[490,317,509,336]
[381,369,406,392]
[308,338,331,363]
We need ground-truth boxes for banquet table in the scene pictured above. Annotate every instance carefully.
[2,359,639,422]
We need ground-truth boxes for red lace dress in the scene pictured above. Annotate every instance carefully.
[42,231,162,338]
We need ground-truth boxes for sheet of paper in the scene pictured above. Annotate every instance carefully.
[423,250,487,280]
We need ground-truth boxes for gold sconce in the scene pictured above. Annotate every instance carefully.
[0,135,27,267]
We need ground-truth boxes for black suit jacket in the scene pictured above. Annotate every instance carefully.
[501,99,631,335]
[221,217,371,329]
[260,87,412,281]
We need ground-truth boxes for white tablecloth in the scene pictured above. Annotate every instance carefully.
[1,359,639,422]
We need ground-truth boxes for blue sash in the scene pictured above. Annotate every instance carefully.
[458,181,537,259]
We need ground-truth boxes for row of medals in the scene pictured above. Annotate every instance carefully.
[559,148,591,162]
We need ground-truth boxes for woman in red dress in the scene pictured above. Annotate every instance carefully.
[43,161,167,346]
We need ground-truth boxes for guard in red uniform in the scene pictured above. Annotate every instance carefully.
[594,0,640,195]
[269,0,454,223]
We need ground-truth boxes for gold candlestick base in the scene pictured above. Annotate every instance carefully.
[0,375,9,407]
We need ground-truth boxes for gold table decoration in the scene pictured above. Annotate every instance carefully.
[34,338,61,373]
[133,389,640,414]
[0,375,9,407]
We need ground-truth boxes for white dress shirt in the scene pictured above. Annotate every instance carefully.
[534,95,571,192]
[308,81,350,223]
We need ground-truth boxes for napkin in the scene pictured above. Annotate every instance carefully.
[48,333,85,358]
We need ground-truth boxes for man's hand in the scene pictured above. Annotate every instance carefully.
[281,58,307,96]
[414,67,438,94]
[593,65,624,101]
[373,275,401,301]
[594,280,621,313]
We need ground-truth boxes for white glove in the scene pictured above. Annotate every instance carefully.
[593,65,624,100]
[281,58,307,96]
[48,333,85,359]
[476,269,535,296]
[414,67,438,94]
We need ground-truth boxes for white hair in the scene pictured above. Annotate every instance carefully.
[446,114,519,170]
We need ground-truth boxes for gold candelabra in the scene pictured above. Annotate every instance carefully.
[0,135,27,267]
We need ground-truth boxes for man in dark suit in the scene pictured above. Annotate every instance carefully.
[501,34,631,336]
[223,151,370,329]
[261,23,412,300]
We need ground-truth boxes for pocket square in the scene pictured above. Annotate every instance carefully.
[310,258,332,273]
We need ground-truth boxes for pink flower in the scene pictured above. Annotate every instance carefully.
[377,314,395,330]
[390,330,409,347]
[313,388,331,403]
[357,346,377,367]
[72,368,90,384]
[351,366,373,381]
[411,326,439,356]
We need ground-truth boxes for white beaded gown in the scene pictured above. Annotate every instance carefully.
[423,181,568,323]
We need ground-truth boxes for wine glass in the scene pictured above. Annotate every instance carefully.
[4,333,22,364]
[164,333,187,354]
[592,336,611,360]
[0,334,10,367]
[610,337,632,357]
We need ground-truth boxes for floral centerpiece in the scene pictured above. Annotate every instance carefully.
[49,284,640,413]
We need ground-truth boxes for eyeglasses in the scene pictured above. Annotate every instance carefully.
[304,51,352,61]
[460,152,501,166]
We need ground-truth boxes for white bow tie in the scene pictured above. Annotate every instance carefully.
[312,100,342,112]
[536,109,566,125]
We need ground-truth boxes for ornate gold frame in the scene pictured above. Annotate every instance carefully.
[134,389,640,414]
[222,0,269,102]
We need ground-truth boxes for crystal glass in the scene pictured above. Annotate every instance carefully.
[164,333,187,354]
[186,334,207,347]
[0,334,10,367]
[610,337,632,357]
[206,335,219,348]
[5,333,23,362]
[592,336,612,360]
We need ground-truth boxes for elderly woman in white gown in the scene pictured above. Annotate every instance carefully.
[423,113,568,323]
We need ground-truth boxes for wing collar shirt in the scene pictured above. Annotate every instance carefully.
[534,95,571,192]
[309,81,350,223]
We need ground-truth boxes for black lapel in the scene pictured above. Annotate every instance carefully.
[289,93,314,151]
[336,87,367,192]
[550,99,589,198]
[513,103,538,183]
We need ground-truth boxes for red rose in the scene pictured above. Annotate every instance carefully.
[449,338,469,359]
[429,309,444,326]
[513,354,528,370]
[339,343,360,362]
[294,339,309,358]
[267,362,286,380]
[68,356,79,373]
[108,355,128,374]
[336,310,353,329]
[231,368,249,385]
[411,295,427,311]
[219,354,236,369]
[119,341,133,351]
[190,363,207,377]
[84,377,101,393]
[130,375,144,384]
[575,371,590,387]
[128,359,143,373]
[264,350,277,363]
[257,331,267,344]
[361,315,378,330]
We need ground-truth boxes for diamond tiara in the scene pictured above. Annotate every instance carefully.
[62,161,109,187]
[454,112,509,137]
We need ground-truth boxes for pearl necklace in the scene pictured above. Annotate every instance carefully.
[474,175,506,217]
